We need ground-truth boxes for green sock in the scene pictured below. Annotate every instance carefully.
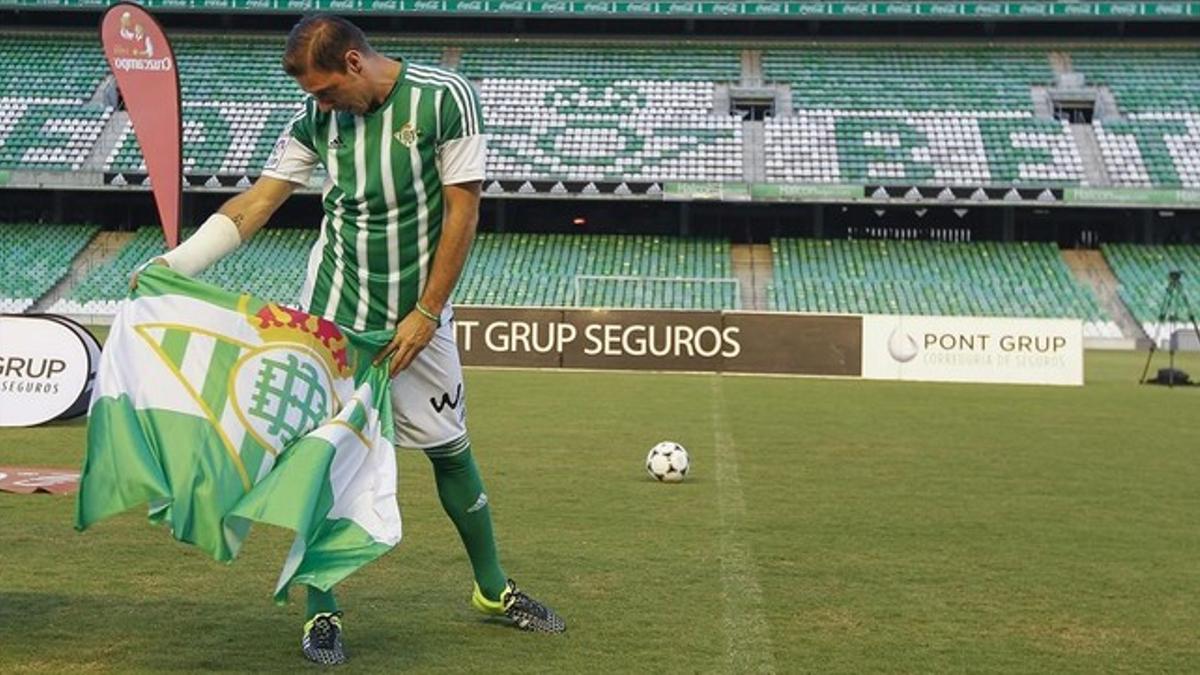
[306,585,339,620]
[426,438,508,601]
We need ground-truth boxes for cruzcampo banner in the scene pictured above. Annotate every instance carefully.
[100,3,182,248]
[75,266,401,602]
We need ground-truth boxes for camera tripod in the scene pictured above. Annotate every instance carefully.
[1139,271,1200,387]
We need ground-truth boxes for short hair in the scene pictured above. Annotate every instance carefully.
[283,14,374,76]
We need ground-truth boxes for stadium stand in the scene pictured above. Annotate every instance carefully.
[0,33,109,103]
[766,47,1053,111]
[1071,49,1200,113]
[451,232,738,309]
[1092,114,1200,189]
[458,45,741,82]
[38,229,737,313]
[1072,48,1200,188]
[50,227,185,316]
[49,226,316,315]
[0,34,113,170]
[6,31,1200,193]
[106,103,306,177]
[0,222,98,313]
[8,32,1200,192]
[97,38,737,182]
[762,47,1085,187]
[0,29,1195,340]
[1101,243,1200,344]
[461,44,744,182]
[768,238,1121,338]
[104,37,444,177]
[0,102,111,171]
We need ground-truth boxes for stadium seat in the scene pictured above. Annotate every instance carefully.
[461,45,744,182]
[457,232,738,310]
[50,226,316,315]
[103,37,444,176]
[761,47,1086,187]
[764,113,1084,186]
[764,47,1053,111]
[0,33,109,103]
[1101,243,1200,345]
[0,222,99,312]
[768,238,1120,338]
[1093,114,1200,189]
[0,101,112,170]
[1072,48,1200,188]
[45,229,738,312]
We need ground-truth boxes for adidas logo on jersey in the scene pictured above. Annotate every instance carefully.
[328,136,344,149]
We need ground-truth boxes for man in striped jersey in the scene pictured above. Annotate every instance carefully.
[139,14,564,665]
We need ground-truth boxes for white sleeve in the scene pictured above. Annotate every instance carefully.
[261,134,319,186]
[159,213,242,277]
[438,134,486,185]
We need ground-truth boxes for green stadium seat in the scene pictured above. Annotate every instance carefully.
[1073,49,1199,189]
[0,34,109,103]
[463,44,744,182]
[50,226,316,315]
[760,47,1085,187]
[458,232,738,310]
[103,37,444,177]
[1101,243,1200,345]
[767,238,1117,337]
[0,222,99,312]
[1072,49,1200,113]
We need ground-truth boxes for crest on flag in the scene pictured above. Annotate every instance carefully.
[77,267,400,602]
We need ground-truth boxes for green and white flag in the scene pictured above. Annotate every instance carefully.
[75,265,401,602]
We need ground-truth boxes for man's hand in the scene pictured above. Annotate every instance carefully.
[129,257,168,291]
[374,308,438,377]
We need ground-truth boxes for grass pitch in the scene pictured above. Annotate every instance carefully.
[1,349,1198,672]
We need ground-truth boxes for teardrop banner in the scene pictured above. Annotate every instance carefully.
[100,2,182,248]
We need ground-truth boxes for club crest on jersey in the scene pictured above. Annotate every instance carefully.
[396,122,420,147]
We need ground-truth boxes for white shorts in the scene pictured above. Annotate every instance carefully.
[389,305,468,449]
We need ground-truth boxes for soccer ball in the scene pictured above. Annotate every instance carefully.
[645,441,690,483]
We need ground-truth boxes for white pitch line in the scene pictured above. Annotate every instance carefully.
[711,376,777,674]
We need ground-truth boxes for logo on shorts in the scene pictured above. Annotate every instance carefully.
[430,383,463,413]
[396,122,420,148]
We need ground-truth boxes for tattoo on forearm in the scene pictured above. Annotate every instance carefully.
[231,213,245,228]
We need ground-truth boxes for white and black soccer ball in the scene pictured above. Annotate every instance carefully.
[645,441,690,483]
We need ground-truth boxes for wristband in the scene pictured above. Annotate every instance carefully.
[159,212,242,277]
[414,301,441,326]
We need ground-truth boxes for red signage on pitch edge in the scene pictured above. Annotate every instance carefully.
[100,3,182,248]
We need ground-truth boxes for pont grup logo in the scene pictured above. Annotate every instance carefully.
[887,325,920,363]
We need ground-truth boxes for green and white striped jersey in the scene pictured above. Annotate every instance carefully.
[261,60,486,332]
